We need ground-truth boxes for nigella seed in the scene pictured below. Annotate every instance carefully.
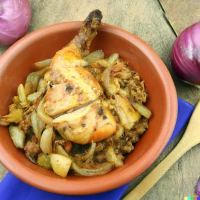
[63,126,66,131]
[98,107,103,115]
[103,115,108,120]
[66,85,73,91]
[49,81,53,87]
[81,123,86,127]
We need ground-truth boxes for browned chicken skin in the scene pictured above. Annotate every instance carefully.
[44,66,103,116]
[72,9,103,56]
[43,10,117,144]
[53,101,116,144]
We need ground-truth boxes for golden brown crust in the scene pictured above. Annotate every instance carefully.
[53,102,116,144]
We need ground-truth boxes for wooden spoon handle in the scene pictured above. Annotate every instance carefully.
[123,140,193,200]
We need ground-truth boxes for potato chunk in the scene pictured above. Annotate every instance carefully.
[50,154,72,177]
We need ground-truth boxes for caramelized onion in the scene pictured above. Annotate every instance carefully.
[72,162,113,176]
[37,97,53,126]
[80,142,96,161]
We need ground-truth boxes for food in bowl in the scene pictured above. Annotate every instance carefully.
[0,10,151,177]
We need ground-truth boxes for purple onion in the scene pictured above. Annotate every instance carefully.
[196,178,200,196]
[171,22,200,85]
[0,0,32,46]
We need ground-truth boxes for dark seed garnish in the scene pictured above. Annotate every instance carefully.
[98,107,103,115]
[103,115,108,120]
[49,81,53,87]
[66,85,73,91]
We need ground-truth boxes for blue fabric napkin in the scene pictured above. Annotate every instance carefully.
[0,98,194,200]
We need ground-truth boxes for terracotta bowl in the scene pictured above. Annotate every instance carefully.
[0,22,177,195]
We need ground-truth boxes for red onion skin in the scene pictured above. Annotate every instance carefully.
[196,178,200,196]
[0,0,31,46]
[171,22,200,85]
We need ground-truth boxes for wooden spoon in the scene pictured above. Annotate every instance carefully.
[123,101,200,200]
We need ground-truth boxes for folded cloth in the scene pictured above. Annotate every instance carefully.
[0,98,194,200]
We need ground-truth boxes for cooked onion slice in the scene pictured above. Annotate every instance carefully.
[40,127,54,154]
[31,111,45,140]
[27,92,42,102]
[131,102,152,119]
[107,53,119,64]
[37,97,53,126]
[25,67,48,95]
[72,162,113,176]
[80,142,96,161]
[17,84,28,107]
[105,146,123,167]
[115,95,141,130]
[9,126,25,149]
[84,50,104,64]
[54,144,70,157]
[0,107,23,126]
[101,65,119,96]
[34,59,52,70]
[53,101,100,123]
[53,105,91,123]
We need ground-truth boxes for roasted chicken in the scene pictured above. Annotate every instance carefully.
[0,10,152,176]
[40,10,118,144]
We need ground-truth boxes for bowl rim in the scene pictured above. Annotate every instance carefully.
[0,21,178,195]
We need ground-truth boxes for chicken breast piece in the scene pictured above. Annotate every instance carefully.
[53,102,117,144]
[43,9,103,117]
[44,44,103,117]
